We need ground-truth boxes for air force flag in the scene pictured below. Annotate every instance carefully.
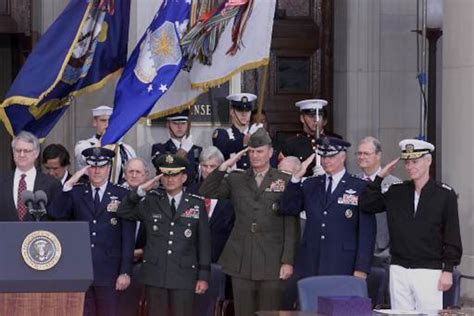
[101,0,191,145]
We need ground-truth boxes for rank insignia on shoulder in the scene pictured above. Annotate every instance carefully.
[441,183,453,191]
[188,193,204,200]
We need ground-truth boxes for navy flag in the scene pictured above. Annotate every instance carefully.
[101,0,191,145]
[0,0,130,139]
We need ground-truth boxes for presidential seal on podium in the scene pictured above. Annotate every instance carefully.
[21,230,62,271]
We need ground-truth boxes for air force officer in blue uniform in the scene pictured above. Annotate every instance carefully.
[280,137,376,279]
[49,147,135,316]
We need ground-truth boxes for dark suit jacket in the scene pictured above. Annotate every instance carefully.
[187,182,235,263]
[0,170,62,221]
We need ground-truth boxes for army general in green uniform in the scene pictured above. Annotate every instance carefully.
[200,128,299,315]
[117,154,211,316]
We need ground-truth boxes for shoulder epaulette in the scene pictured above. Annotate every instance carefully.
[149,189,164,197]
[115,183,129,190]
[436,182,453,191]
[188,193,204,200]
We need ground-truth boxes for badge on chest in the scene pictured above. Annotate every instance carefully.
[337,189,358,206]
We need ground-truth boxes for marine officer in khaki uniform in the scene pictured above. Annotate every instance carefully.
[117,154,211,316]
[200,128,299,316]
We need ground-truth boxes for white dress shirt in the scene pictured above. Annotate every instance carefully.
[91,182,108,202]
[13,167,37,208]
[325,168,346,193]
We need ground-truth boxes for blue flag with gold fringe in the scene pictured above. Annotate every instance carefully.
[101,0,191,145]
[0,0,130,139]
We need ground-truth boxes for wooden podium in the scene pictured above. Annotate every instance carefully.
[0,222,93,316]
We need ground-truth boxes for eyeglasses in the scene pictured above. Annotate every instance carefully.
[355,151,376,157]
[14,148,35,155]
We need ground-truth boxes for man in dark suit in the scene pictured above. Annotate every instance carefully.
[279,136,376,308]
[48,147,135,316]
[117,154,211,316]
[200,129,299,316]
[151,109,202,184]
[42,143,72,185]
[0,131,62,221]
[187,146,234,263]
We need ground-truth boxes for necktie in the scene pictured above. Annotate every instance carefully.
[17,174,27,220]
[255,173,264,187]
[204,198,212,215]
[93,187,101,214]
[170,198,177,218]
[325,176,333,203]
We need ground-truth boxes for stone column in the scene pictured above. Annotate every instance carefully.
[442,0,474,302]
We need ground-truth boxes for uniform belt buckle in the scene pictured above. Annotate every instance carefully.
[251,223,257,233]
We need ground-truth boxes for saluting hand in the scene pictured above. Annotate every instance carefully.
[64,166,89,188]
[195,280,209,295]
[140,174,162,192]
[218,147,249,171]
[293,153,316,180]
[379,158,400,178]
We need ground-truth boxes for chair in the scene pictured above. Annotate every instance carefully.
[443,269,462,308]
[193,264,227,316]
[297,275,369,312]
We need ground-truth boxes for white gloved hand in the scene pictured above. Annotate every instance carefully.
[312,165,325,176]
[180,134,194,152]
[248,123,264,135]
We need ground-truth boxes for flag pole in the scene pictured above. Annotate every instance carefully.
[255,64,269,124]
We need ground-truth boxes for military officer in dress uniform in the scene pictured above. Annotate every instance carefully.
[151,109,202,184]
[75,105,136,184]
[200,128,299,316]
[48,147,136,316]
[117,154,211,316]
[212,93,264,170]
[279,136,376,307]
[281,99,341,177]
[360,139,462,311]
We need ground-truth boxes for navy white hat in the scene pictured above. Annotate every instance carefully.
[296,99,328,115]
[399,139,434,160]
[92,105,113,117]
[316,136,351,157]
[227,93,257,111]
[82,147,115,167]
[166,109,190,122]
[153,154,189,175]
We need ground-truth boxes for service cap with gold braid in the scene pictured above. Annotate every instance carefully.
[399,139,434,160]
[153,153,189,175]
[82,147,115,167]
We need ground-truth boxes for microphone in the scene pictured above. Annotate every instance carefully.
[34,190,48,211]
[21,191,35,212]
